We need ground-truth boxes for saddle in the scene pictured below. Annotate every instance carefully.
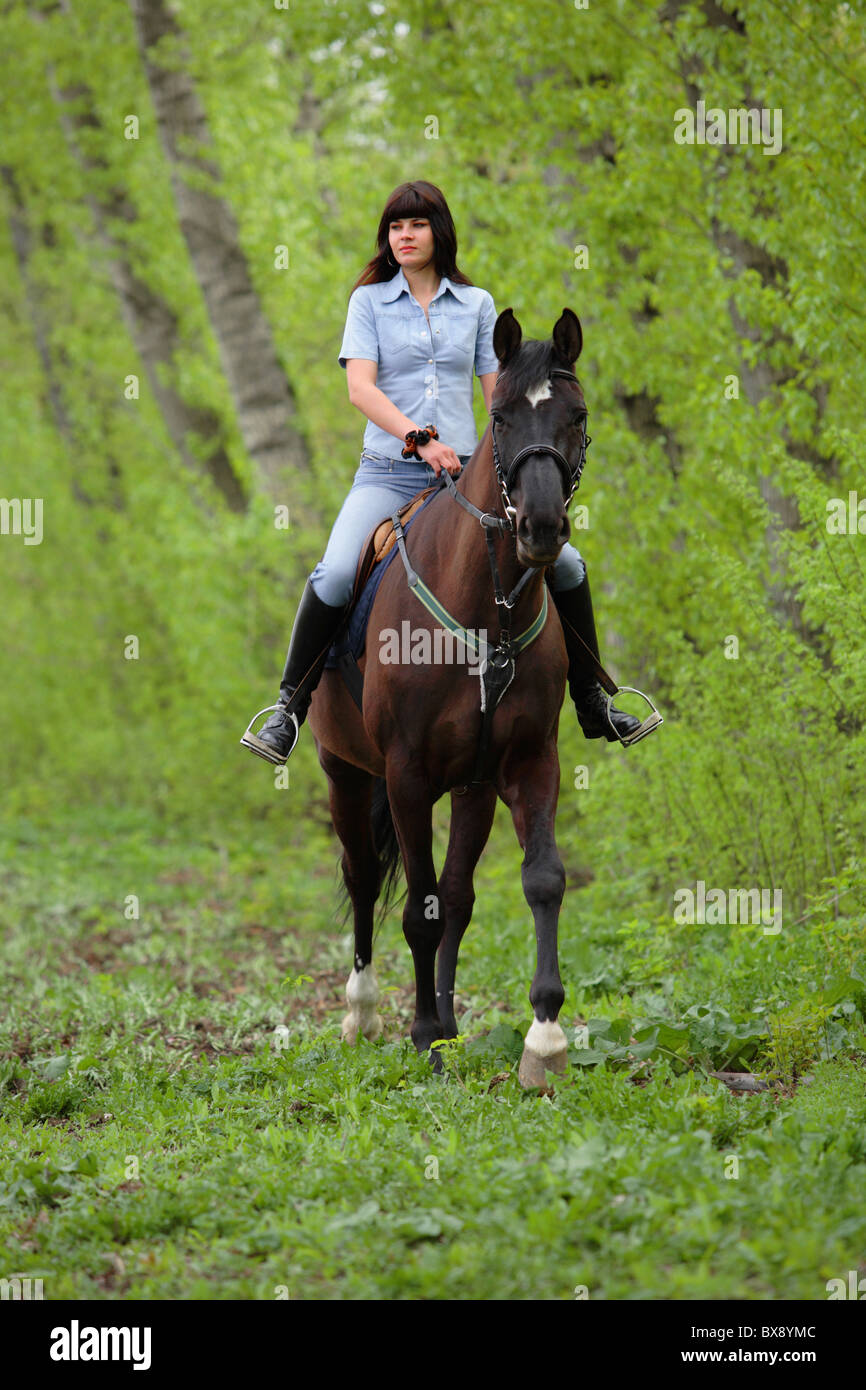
[348,486,438,609]
[324,485,440,706]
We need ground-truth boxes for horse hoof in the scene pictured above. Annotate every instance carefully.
[517,1045,565,1088]
[518,1018,569,1088]
[341,1012,383,1045]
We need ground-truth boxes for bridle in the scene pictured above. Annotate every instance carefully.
[490,368,591,523]
[438,363,590,610]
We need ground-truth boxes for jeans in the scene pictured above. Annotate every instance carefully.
[309,449,586,607]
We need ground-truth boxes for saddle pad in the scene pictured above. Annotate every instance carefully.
[324,488,440,671]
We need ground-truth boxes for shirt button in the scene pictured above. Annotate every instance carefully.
[426,389,432,397]
[428,358,433,363]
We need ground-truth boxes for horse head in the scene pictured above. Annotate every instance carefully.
[491,307,588,569]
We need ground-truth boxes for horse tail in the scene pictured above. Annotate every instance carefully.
[371,776,403,912]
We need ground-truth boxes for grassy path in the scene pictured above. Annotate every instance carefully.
[1,812,864,1300]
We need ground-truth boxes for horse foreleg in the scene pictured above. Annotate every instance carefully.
[500,746,568,1088]
[386,763,443,1059]
[435,783,498,1038]
[320,753,383,1045]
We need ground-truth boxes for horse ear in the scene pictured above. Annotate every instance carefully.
[552,308,582,366]
[494,308,522,367]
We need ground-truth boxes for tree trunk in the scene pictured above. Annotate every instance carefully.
[129,0,311,507]
[1,164,99,509]
[45,52,247,513]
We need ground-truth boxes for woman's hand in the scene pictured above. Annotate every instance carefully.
[417,439,462,476]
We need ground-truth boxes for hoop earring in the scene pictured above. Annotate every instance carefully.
[386,250,397,267]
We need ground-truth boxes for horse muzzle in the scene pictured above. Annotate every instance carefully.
[514,513,570,568]
[516,540,564,568]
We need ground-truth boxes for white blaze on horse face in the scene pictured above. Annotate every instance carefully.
[525,1016,568,1057]
[526,379,553,408]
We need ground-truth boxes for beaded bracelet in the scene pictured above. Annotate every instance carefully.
[402,424,439,460]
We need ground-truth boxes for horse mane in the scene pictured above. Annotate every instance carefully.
[495,340,579,406]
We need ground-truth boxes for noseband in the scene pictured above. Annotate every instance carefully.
[490,368,591,518]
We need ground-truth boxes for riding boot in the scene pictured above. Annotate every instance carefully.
[551,573,642,743]
[240,581,348,765]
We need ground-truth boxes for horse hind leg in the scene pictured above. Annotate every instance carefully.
[435,783,498,1038]
[385,762,444,1059]
[320,753,385,1044]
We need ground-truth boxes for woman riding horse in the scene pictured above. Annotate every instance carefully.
[241,179,641,763]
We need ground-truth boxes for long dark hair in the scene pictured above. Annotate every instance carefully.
[350,181,474,294]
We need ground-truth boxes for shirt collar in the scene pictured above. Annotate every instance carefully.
[380,267,471,304]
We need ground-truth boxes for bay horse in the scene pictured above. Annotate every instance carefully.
[308,307,588,1087]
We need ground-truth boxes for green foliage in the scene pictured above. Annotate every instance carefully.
[2,0,866,1300]
[0,0,863,892]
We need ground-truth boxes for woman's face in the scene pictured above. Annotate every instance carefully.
[388,216,435,273]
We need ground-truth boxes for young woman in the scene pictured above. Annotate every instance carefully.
[241,180,640,764]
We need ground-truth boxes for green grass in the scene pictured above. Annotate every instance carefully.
[1,807,865,1300]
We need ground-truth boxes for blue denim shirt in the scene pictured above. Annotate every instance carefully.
[338,267,500,457]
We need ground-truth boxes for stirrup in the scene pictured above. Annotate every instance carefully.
[605,687,663,747]
[239,703,299,765]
